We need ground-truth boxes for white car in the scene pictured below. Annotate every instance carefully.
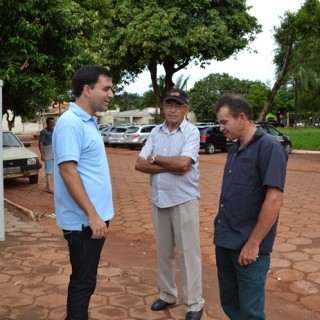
[2,131,42,184]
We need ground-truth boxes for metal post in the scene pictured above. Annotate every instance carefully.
[0,79,5,241]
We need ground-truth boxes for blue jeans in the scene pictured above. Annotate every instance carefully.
[63,223,108,320]
[215,246,270,320]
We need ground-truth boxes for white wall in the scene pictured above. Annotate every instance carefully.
[2,111,42,134]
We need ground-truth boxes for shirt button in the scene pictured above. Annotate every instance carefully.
[218,219,221,223]
[220,204,224,208]
[228,169,232,174]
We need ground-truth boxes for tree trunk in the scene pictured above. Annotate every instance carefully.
[258,41,294,122]
[148,61,162,122]
[6,111,15,131]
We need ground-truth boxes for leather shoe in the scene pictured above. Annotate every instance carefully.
[151,299,175,311]
[186,308,203,320]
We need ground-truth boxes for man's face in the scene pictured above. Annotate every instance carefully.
[47,120,55,131]
[88,75,114,114]
[163,99,188,126]
[217,106,243,141]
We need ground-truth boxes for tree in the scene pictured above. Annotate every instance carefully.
[109,92,143,111]
[188,73,268,121]
[105,0,261,117]
[258,0,320,122]
[0,0,111,125]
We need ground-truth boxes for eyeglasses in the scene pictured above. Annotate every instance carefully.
[163,102,186,110]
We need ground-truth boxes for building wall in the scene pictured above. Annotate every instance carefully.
[2,114,42,134]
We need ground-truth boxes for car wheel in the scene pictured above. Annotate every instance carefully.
[29,175,39,184]
[284,143,292,154]
[205,143,216,154]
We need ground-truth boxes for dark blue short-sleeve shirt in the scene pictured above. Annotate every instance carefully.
[214,128,287,253]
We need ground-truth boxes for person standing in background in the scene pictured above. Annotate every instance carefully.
[213,93,288,320]
[39,116,55,193]
[53,65,114,320]
[135,89,204,320]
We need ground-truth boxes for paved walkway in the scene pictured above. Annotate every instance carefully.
[1,144,320,319]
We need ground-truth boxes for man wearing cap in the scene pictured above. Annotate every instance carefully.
[135,89,204,320]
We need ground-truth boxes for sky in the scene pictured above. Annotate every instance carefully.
[123,0,305,94]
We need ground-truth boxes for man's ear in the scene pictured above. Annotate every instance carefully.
[239,112,247,122]
[83,84,91,97]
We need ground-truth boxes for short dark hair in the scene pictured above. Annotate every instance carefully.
[214,93,254,121]
[46,116,55,125]
[72,65,112,98]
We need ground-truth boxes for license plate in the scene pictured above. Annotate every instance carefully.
[4,166,21,174]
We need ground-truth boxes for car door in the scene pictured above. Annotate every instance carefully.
[207,126,227,150]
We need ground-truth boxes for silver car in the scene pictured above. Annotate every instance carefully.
[108,126,129,147]
[100,125,116,145]
[123,124,156,149]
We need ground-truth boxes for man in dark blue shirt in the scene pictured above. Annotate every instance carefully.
[213,93,287,320]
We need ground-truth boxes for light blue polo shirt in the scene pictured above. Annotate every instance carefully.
[53,102,114,230]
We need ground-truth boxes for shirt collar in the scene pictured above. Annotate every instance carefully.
[234,127,264,151]
[69,102,97,124]
[160,118,188,133]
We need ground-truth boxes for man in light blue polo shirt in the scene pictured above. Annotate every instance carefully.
[53,65,114,320]
[135,89,204,320]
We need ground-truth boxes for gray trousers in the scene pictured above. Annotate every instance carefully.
[151,199,205,312]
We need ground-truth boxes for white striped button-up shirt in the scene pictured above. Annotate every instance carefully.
[139,119,200,208]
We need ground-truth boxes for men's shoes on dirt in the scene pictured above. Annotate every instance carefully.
[186,308,203,320]
[151,299,175,311]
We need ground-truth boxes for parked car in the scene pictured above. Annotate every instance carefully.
[2,131,42,184]
[200,123,292,155]
[100,125,116,145]
[98,123,110,131]
[198,125,217,148]
[193,122,216,127]
[123,124,156,149]
[199,125,230,154]
[108,126,129,147]
[256,123,292,154]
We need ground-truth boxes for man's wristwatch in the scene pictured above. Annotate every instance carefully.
[149,154,157,164]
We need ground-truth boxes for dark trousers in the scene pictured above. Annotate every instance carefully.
[215,246,270,320]
[63,223,108,320]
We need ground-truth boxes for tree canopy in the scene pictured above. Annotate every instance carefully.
[104,0,261,110]
[258,0,320,122]
[189,73,269,121]
[0,0,110,121]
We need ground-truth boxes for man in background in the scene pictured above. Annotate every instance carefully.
[39,116,55,193]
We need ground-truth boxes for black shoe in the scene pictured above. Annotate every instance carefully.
[151,299,175,311]
[186,308,203,320]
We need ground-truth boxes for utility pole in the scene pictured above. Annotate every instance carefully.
[0,79,5,241]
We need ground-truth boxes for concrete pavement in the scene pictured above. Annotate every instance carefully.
[1,143,320,319]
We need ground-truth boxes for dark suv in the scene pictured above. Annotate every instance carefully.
[200,123,292,155]
[256,123,292,154]
[199,125,230,154]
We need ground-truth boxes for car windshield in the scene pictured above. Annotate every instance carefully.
[126,126,140,133]
[2,132,22,147]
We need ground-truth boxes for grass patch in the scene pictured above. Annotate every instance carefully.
[280,127,320,151]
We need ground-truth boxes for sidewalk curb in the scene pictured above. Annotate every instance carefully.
[292,150,320,154]
[4,198,35,220]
